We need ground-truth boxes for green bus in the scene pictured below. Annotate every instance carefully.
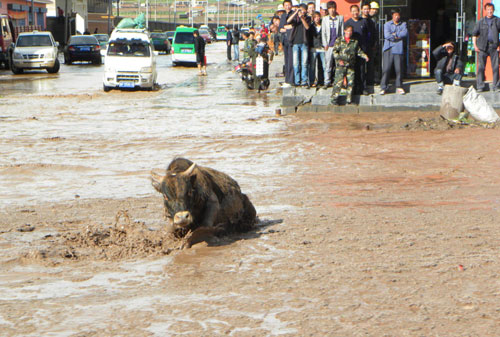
[216,26,227,41]
[171,26,197,66]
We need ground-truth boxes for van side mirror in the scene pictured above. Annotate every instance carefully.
[56,41,60,47]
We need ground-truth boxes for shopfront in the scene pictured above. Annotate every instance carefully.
[4,0,49,29]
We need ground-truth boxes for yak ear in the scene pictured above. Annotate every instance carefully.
[150,171,164,193]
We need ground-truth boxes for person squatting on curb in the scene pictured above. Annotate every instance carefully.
[433,41,463,95]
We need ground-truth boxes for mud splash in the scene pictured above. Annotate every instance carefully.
[23,211,182,264]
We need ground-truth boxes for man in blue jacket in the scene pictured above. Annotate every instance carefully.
[380,8,407,95]
[472,3,500,92]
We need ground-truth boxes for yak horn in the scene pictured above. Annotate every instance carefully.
[182,163,197,176]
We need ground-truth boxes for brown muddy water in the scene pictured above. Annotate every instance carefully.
[1,43,500,336]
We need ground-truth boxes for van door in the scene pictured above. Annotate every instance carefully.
[1,17,13,52]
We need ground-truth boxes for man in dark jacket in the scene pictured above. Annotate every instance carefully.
[433,42,463,95]
[287,3,311,87]
[472,3,500,92]
[226,26,233,61]
[345,4,369,94]
[279,0,295,87]
[194,30,207,75]
[232,28,240,61]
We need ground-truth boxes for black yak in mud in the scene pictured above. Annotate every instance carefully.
[151,158,257,247]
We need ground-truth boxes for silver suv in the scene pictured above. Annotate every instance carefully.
[11,31,60,74]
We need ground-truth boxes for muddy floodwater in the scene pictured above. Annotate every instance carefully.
[1,43,500,336]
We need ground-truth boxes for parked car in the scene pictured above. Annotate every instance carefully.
[103,28,157,91]
[171,26,197,66]
[150,32,171,54]
[216,26,227,41]
[198,28,212,44]
[199,24,216,40]
[64,35,101,65]
[10,31,60,74]
[166,31,175,44]
[93,33,109,56]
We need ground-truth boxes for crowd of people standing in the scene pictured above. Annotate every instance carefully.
[272,0,382,103]
[221,0,500,101]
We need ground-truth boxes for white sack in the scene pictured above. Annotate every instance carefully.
[463,86,499,123]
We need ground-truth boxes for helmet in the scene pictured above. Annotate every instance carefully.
[370,2,380,9]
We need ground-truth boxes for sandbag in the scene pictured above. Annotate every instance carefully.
[134,13,146,28]
[116,18,136,29]
[116,13,146,29]
[463,86,499,123]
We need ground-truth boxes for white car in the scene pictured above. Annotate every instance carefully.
[11,31,60,74]
[103,28,157,91]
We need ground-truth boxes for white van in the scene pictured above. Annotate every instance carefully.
[103,28,157,91]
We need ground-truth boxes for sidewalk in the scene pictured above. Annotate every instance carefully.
[279,71,500,114]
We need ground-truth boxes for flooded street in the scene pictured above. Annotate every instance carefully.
[0,43,285,208]
[2,43,500,336]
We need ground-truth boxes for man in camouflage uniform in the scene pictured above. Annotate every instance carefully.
[331,25,369,104]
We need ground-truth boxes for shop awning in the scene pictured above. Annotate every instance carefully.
[8,10,28,19]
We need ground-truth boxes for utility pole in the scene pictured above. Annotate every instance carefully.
[64,0,68,43]
[107,0,111,34]
[226,1,229,26]
[217,0,219,27]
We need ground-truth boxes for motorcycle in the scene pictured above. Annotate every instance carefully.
[234,55,270,92]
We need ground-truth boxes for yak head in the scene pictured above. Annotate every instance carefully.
[151,161,199,229]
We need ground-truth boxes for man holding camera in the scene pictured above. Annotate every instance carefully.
[287,3,311,87]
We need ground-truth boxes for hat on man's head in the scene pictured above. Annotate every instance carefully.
[277,4,284,11]
[292,0,299,6]
[370,1,379,9]
[320,3,327,10]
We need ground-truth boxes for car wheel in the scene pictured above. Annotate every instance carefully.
[246,81,254,90]
[103,84,112,92]
[260,79,270,90]
[47,59,60,73]
[93,57,102,65]
[11,62,23,75]
[172,61,178,67]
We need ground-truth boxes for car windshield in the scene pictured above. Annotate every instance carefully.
[17,35,52,47]
[174,32,194,44]
[217,28,225,33]
[107,40,151,57]
[151,33,166,39]
[166,32,174,38]
[70,36,98,45]
[94,35,109,42]
[199,29,209,35]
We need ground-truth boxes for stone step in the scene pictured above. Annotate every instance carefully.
[282,82,500,109]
